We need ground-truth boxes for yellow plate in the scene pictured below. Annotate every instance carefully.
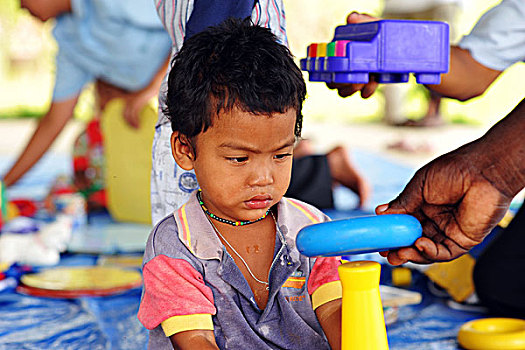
[98,255,143,268]
[458,318,525,350]
[20,266,141,291]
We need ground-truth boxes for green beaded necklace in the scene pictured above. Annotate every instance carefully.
[197,189,270,226]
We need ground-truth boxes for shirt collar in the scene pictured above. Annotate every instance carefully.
[174,194,323,261]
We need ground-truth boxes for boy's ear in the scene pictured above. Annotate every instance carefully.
[171,132,195,170]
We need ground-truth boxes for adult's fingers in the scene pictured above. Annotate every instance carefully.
[346,12,379,24]
[414,236,468,261]
[326,83,363,97]
[360,80,379,98]
[385,246,432,265]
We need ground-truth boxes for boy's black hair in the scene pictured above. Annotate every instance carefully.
[164,17,306,145]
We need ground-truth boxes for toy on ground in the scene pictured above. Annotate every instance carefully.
[101,99,157,225]
[296,214,423,350]
[16,266,142,298]
[457,318,525,350]
[300,20,449,85]
[0,216,73,266]
[73,119,107,211]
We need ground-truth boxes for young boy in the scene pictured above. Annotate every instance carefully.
[138,19,343,350]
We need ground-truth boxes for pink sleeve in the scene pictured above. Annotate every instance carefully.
[138,255,216,330]
[307,257,341,295]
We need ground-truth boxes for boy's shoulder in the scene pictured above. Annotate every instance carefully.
[278,197,330,227]
[145,195,224,264]
[144,214,184,262]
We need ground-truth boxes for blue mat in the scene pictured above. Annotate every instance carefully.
[0,149,493,349]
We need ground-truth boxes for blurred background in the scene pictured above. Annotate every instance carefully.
[0,0,523,171]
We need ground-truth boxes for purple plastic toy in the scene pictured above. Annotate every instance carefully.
[300,20,449,85]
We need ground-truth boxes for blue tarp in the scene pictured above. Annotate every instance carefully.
[0,150,494,349]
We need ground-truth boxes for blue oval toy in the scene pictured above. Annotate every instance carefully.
[296,214,422,257]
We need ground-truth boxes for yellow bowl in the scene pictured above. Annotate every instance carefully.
[458,318,525,350]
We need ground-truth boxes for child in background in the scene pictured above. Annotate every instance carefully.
[138,19,342,350]
[2,0,171,190]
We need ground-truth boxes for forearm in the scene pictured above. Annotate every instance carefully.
[426,46,502,101]
[316,299,342,350]
[170,330,219,350]
[3,98,77,186]
[469,99,525,198]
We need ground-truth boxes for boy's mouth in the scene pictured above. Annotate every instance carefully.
[245,195,272,210]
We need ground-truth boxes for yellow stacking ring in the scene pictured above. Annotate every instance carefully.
[458,318,525,350]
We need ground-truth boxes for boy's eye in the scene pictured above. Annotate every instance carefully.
[226,157,248,163]
[274,153,292,160]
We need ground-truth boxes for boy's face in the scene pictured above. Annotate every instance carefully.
[173,107,297,223]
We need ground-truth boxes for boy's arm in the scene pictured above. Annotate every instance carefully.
[170,330,219,350]
[139,255,218,348]
[307,254,343,350]
[315,298,342,350]
[3,97,78,187]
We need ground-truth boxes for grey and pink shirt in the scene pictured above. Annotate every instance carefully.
[138,194,342,349]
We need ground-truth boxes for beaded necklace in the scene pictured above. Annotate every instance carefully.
[197,189,270,226]
[207,215,272,289]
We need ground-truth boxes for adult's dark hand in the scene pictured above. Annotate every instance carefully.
[376,147,511,265]
[376,99,525,265]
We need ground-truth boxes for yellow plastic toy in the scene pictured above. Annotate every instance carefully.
[101,99,157,225]
[458,318,525,350]
[339,261,389,350]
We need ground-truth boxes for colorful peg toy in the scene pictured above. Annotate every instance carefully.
[300,19,449,85]
[296,214,422,350]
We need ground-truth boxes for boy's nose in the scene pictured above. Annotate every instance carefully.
[248,165,274,187]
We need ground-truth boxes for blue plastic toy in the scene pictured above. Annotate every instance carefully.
[300,20,449,85]
[296,214,422,257]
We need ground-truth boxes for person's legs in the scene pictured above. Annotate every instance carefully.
[381,3,460,127]
[473,203,525,317]
[325,146,370,208]
[400,90,445,127]
[382,84,410,125]
[286,155,334,209]
[288,141,371,208]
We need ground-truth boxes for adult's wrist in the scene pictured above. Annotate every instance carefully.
[471,100,525,198]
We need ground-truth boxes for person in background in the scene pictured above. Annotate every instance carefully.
[151,0,371,225]
[380,0,468,126]
[335,0,525,316]
[2,0,171,191]
[287,139,370,209]
[138,19,342,349]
